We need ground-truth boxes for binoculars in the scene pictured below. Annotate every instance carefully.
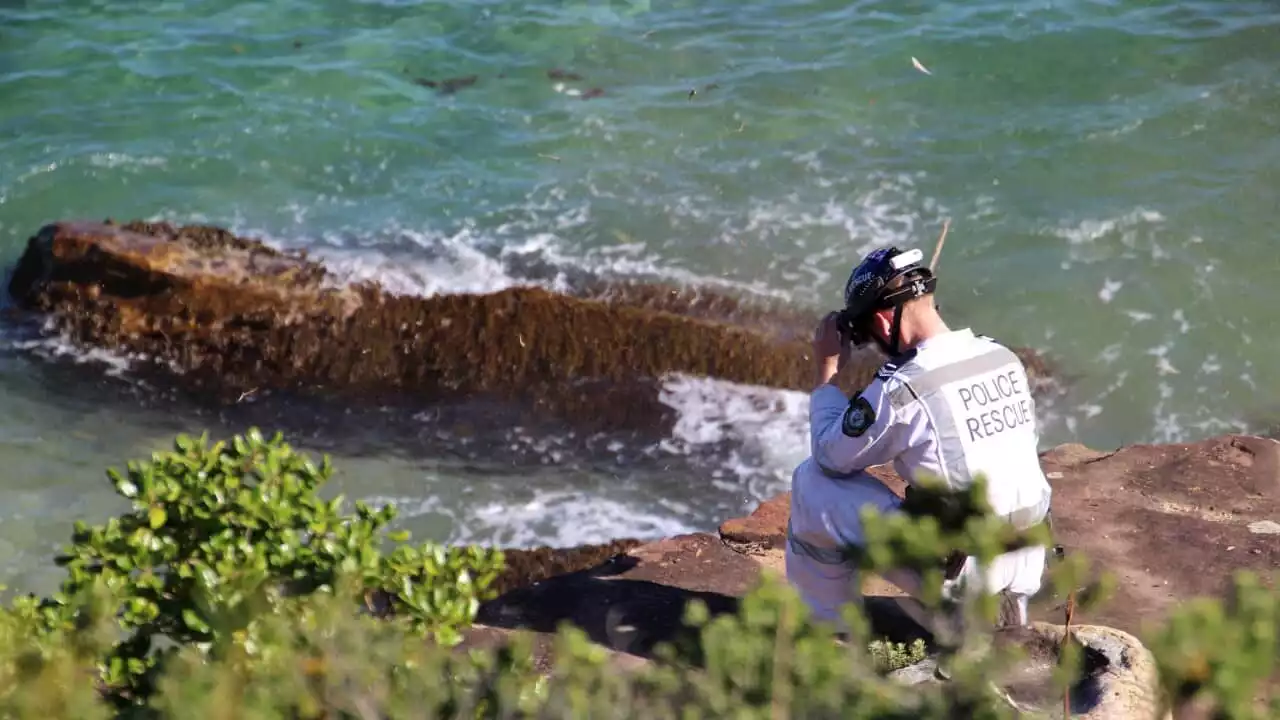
[834,307,871,347]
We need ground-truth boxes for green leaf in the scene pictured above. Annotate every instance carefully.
[182,608,211,634]
[148,506,167,529]
[110,469,138,499]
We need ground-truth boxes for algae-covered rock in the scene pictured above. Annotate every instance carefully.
[6,220,1055,435]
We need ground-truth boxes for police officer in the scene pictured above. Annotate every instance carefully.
[784,245,1053,638]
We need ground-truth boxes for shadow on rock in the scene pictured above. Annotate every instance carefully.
[474,533,932,663]
[477,556,741,659]
[992,624,1111,714]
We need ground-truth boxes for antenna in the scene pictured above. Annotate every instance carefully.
[929,218,951,272]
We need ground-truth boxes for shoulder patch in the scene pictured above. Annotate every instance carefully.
[841,395,876,437]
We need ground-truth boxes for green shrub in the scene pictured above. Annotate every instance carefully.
[7,429,505,707]
[1146,572,1280,719]
[0,429,1275,719]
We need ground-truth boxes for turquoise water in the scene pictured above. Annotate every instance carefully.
[2,0,1279,592]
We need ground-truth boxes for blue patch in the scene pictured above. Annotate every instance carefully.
[848,248,896,290]
[841,395,876,437]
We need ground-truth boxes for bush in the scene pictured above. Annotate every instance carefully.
[0,429,1276,718]
[5,429,505,708]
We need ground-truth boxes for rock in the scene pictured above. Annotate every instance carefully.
[720,465,905,553]
[887,622,1163,719]
[885,656,941,685]
[1,221,802,436]
[719,433,1280,640]
[1020,622,1166,720]
[718,493,792,553]
[490,539,646,597]
[465,529,1166,718]
[5,220,1056,438]
[474,533,761,658]
[368,538,646,618]
[454,623,654,677]
[1040,433,1280,634]
[469,531,930,665]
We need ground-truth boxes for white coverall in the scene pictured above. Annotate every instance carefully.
[784,327,1053,631]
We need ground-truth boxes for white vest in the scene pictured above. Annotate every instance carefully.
[808,328,1051,520]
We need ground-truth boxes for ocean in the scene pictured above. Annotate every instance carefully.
[1,0,1278,595]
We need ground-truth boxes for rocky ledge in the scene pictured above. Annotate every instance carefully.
[4,220,1055,439]
[466,432,1280,718]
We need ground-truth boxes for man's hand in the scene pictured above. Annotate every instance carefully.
[812,311,851,388]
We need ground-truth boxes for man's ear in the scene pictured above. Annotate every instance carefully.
[869,309,893,338]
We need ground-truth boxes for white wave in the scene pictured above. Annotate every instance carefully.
[1098,278,1123,303]
[654,373,810,502]
[1051,207,1167,270]
[360,491,696,549]
[116,163,946,312]
[202,209,798,303]
[308,241,542,298]
[6,316,179,380]
[87,153,167,170]
[1052,207,1166,246]
[223,221,545,299]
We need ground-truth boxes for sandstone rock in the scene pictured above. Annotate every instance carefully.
[474,532,761,658]
[432,428,1250,717]
[887,622,1165,719]
[1040,433,1280,635]
[718,433,1280,641]
[719,493,792,553]
[6,220,1056,438]
[460,530,931,686]
[451,533,753,675]
[490,539,646,597]
[463,530,1167,718]
[466,531,930,666]
[1023,622,1167,720]
[720,464,905,553]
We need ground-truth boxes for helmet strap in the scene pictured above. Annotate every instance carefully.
[843,265,938,355]
[876,270,935,357]
[888,304,905,357]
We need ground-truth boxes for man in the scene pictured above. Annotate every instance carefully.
[784,245,1053,639]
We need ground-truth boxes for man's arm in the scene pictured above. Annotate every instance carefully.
[809,378,906,476]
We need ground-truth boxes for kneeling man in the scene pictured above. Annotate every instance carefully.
[785,245,1053,636]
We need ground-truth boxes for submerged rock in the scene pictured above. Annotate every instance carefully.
[6,220,1055,436]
